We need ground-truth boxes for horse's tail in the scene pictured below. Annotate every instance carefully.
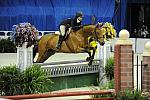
[33,43,38,60]
[33,37,41,61]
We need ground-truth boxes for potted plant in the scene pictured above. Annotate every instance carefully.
[105,57,114,80]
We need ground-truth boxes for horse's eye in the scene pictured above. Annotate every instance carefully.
[108,35,111,38]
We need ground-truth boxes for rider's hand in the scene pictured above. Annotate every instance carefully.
[79,25,83,28]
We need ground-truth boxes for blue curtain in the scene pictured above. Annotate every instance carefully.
[0,0,115,31]
[113,0,127,34]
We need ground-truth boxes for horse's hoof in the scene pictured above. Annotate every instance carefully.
[86,57,91,61]
[88,62,92,66]
[88,60,93,66]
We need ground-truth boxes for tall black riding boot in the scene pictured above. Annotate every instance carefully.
[56,35,63,49]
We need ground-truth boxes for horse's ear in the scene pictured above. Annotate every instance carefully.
[95,23,99,28]
[96,22,103,28]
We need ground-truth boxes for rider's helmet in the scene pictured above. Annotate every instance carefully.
[76,11,83,18]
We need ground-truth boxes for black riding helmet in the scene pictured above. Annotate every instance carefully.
[76,11,83,18]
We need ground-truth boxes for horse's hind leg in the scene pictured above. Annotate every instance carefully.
[36,49,56,63]
[36,52,47,63]
[42,49,56,62]
[33,44,38,59]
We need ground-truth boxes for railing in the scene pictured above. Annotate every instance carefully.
[36,59,103,77]
[133,54,148,90]
[1,90,115,100]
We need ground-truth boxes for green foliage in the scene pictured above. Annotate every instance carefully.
[0,38,16,53]
[0,64,52,96]
[22,64,52,94]
[105,57,114,80]
[0,65,22,96]
[116,90,148,100]
[100,79,114,90]
[91,79,114,98]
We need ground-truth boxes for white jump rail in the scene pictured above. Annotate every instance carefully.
[34,59,104,77]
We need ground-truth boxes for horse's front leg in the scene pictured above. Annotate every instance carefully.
[88,49,95,66]
[82,49,94,66]
[88,46,97,66]
[86,50,92,61]
[91,46,97,60]
[76,47,93,65]
[76,47,91,61]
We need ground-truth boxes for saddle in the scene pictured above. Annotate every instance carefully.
[54,29,71,41]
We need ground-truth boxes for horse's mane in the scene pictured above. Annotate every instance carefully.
[74,24,93,32]
[82,24,94,26]
[71,24,96,38]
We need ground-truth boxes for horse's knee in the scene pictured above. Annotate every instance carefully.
[91,55,94,59]
[86,57,90,61]
[86,56,93,61]
[88,60,93,66]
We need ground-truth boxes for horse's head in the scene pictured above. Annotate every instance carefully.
[91,22,116,46]
[90,23,105,46]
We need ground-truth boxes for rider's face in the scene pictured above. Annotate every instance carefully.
[77,16,83,21]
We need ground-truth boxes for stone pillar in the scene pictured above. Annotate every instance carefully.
[114,29,133,92]
[142,41,150,92]
[17,42,33,71]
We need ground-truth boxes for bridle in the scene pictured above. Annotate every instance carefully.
[93,25,105,44]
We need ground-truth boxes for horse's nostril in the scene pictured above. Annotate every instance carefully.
[102,42,105,45]
[100,42,105,46]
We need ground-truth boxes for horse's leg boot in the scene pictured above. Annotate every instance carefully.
[56,35,63,49]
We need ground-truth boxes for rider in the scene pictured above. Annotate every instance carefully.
[56,11,83,49]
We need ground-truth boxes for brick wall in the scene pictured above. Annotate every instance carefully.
[114,45,121,92]
[114,44,134,92]
[142,56,150,92]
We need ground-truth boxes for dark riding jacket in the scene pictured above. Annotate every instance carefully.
[60,17,82,31]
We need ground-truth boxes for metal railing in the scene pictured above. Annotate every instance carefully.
[133,54,148,90]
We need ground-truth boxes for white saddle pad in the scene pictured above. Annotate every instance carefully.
[55,31,61,35]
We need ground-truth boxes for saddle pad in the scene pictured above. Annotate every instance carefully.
[55,31,61,35]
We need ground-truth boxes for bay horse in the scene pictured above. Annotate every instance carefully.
[34,22,116,65]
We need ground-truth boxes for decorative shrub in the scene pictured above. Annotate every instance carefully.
[0,38,16,53]
[0,64,52,96]
[0,65,22,96]
[91,79,114,98]
[105,57,114,80]
[100,79,114,90]
[116,90,148,100]
[22,64,52,94]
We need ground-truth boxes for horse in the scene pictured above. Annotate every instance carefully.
[33,22,116,65]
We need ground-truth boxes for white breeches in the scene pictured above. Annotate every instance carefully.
[60,25,66,36]
[68,27,71,34]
